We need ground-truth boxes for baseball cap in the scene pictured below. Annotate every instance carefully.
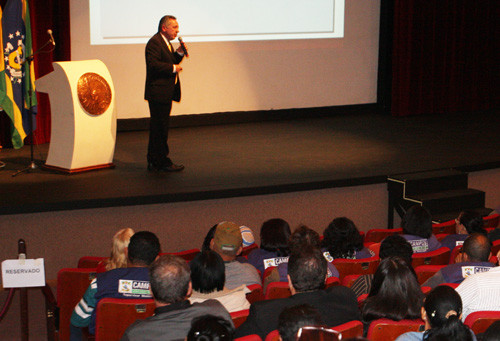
[214,221,243,253]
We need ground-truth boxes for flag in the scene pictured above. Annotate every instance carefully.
[0,0,37,149]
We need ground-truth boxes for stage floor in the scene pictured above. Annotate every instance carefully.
[1,109,499,215]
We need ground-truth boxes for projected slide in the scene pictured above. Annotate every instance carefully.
[89,0,344,44]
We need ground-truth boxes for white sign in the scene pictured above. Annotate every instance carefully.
[2,258,45,288]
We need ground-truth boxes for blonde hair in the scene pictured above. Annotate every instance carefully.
[105,228,135,271]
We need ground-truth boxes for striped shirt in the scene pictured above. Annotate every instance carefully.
[456,265,500,320]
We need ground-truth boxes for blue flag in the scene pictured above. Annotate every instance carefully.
[1,0,37,149]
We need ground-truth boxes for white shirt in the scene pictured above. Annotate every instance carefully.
[456,265,500,320]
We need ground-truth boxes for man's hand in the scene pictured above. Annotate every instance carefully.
[175,65,183,72]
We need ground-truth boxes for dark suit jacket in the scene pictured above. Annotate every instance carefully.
[144,32,183,103]
[235,286,361,339]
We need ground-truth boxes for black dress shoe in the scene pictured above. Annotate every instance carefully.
[163,163,185,172]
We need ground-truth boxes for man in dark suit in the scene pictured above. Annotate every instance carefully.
[145,15,186,172]
[235,248,361,339]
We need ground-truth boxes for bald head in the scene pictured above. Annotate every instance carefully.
[463,233,491,262]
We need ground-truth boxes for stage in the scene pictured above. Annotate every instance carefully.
[1,108,499,216]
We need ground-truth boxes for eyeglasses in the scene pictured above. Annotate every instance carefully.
[296,326,342,341]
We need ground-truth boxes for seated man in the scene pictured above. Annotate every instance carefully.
[423,233,495,289]
[456,248,500,320]
[210,221,261,289]
[122,254,232,340]
[235,248,361,339]
[70,231,161,338]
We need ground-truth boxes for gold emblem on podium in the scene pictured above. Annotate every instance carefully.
[77,73,112,116]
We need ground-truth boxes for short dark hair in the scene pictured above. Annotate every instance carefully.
[260,218,291,257]
[458,210,486,235]
[463,233,491,262]
[127,231,160,266]
[379,234,414,266]
[362,256,423,322]
[158,15,177,32]
[278,304,324,341]
[190,250,225,294]
[187,315,234,341]
[149,255,191,304]
[288,248,327,292]
[288,225,321,253]
[402,205,432,239]
[322,217,364,259]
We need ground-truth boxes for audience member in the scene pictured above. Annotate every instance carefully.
[323,217,375,262]
[240,225,255,248]
[186,315,235,341]
[122,255,233,340]
[235,248,361,339]
[401,205,441,253]
[71,231,160,338]
[97,228,135,273]
[456,249,500,321]
[351,234,414,298]
[203,223,255,255]
[247,218,291,276]
[422,233,494,289]
[210,222,261,289]
[189,250,250,312]
[322,217,374,260]
[395,285,475,341]
[278,304,341,341]
[361,256,424,333]
[264,225,339,289]
[441,211,486,250]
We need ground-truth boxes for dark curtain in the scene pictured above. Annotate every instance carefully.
[0,0,70,147]
[391,0,498,116]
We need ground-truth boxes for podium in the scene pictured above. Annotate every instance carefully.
[35,60,116,173]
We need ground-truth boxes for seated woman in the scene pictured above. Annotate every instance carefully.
[96,228,135,272]
[189,250,250,313]
[351,234,414,298]
[361,256,424,334]
[395,285,476,341]
[247,218,291,276]
[322,217,374,261]
[441,210,487,250]
[264,225,339,290]
[401,205,441,253]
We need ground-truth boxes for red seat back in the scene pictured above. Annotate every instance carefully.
[332,257,380,281]
[57,268,98,341]
[464,310,500,334]
[231,309,250,329]
[364,228,403,244]
[414,265,446,285]
[432,220,456,235]
[366,318,424,341]
[95,298,155,341]
[332,320,363,339]
[264,282,291,300]
[412,247,450,268]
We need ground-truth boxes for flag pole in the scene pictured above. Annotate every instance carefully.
[11,37,55,177]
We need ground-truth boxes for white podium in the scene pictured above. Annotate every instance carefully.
[35,60,116,173]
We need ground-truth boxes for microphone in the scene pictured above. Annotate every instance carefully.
[47,29,56,46]
[178,36,189,57]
